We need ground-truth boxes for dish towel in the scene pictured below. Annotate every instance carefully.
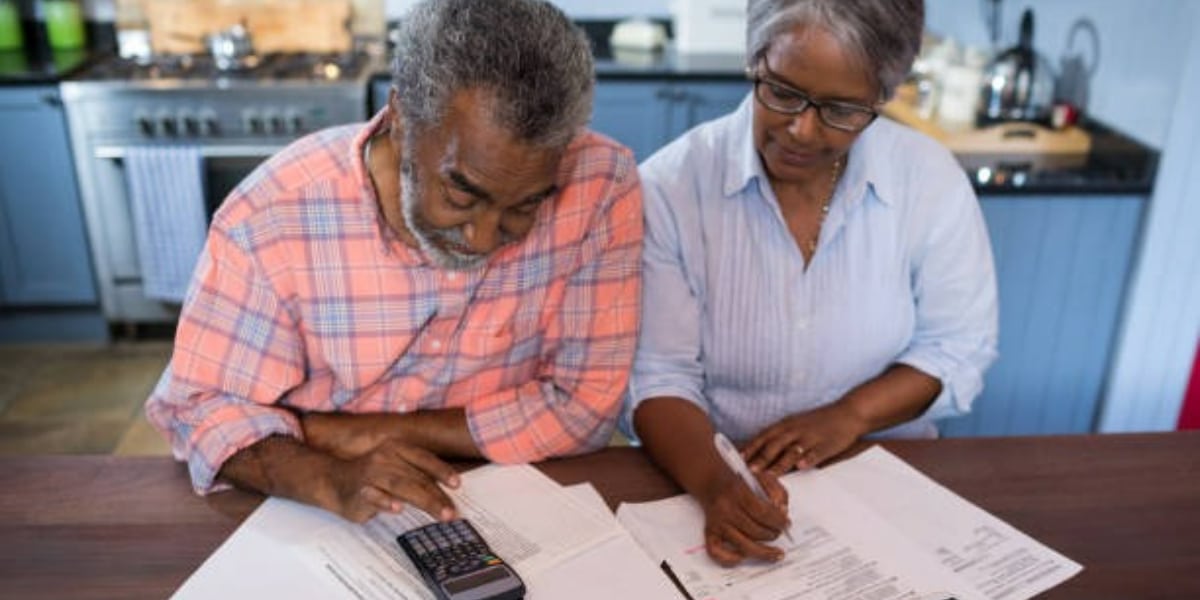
[124,146,208,303]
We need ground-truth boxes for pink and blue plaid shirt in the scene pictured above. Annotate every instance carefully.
[146,109,643,493]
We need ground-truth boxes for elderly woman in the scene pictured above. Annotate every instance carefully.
[625,0,997,566]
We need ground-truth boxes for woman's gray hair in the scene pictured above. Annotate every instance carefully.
[746,0,923,100]
[392,0,594,148]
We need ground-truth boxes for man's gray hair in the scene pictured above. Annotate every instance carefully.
[746,0,923,101]
[392,0,594,148]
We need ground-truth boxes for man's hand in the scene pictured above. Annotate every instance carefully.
[300,409,482,461]
[303,412,392,459]
[219,435,462,524]
[320,437,462,523]
[697,468,790,566]
[743,402,868,475]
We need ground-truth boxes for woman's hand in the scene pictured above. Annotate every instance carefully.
[743,402,869,476]
[697,468,791,566]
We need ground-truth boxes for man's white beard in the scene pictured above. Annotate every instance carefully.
[399,159,488,271]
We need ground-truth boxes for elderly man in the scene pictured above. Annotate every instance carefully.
[146,0,642,524]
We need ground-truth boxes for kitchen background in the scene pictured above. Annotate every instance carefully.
[0,0,1196,455]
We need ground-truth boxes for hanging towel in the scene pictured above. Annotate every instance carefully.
[124,146,209,303]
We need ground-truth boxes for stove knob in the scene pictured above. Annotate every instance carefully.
[199,111,220,136]
[270,114,286,135]
[286,110,304,133]
[183,115,200,137]
[136,115,155,137]
[160,116,178,137]
[248,116,265,135]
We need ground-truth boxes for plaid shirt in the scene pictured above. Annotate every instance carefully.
[146,109,643,493]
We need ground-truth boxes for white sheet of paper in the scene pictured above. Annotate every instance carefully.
[171,465,676,600]
[821,447,1083,600]
[618,470,974,600]
[616,446,1082,600]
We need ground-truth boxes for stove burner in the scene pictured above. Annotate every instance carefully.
[75,52,371,83]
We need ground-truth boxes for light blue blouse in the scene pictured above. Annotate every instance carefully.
[624,95,998,442]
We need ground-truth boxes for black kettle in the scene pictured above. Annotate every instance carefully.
[978,8,1056,125]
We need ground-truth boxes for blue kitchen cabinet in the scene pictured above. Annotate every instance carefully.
[0,85,97,307]
[941,194,1145,437]
[592,80,749,160]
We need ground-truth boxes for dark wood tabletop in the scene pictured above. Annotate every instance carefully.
[1,432,1198,599]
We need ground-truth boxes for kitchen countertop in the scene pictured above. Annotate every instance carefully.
[581,19,1159,196]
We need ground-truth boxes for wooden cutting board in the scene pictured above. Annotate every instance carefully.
[883,83,1092,158]
[141,0,353,55]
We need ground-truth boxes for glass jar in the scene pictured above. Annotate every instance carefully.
[43,0,86,50]
[0,0,23,50]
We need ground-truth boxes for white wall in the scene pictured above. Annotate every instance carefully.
[1098,7,1200,432]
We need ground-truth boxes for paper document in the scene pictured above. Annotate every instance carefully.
[172,463,665,600]
[616,446,1082,600]
[296,463,623,599]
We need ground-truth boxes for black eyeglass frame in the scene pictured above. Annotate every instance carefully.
[744,63,881,133]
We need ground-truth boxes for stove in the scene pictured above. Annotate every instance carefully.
[59,51,382,324]
[72,51,374,84]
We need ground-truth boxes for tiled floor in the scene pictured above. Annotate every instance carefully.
[0,341,632,456]
[0,342,173,456]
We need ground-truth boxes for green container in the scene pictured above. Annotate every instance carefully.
[43,0,85,50]
[0,1,23,50]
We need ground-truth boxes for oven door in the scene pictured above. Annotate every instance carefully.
[86,144,281,319]
[94,143,281,220]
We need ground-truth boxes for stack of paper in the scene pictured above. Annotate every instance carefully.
[616,447,1083,600]
[171,464,678,599]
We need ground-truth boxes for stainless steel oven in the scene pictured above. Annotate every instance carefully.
[60,52,378,324]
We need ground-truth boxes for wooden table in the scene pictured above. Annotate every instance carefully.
[2,432,1198,599]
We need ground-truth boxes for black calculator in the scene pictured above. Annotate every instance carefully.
[396,519,526,600]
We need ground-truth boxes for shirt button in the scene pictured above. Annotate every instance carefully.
[431,339,443,350]
[445,272,458,282]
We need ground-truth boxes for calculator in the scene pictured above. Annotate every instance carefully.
[396,519,526,600]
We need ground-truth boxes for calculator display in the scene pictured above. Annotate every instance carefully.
[444,566,511,593]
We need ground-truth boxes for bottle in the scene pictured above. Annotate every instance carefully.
[43,0,85,50]
[0,0,23,51]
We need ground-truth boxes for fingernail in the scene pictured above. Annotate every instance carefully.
[440,507,455,521]
[447,474,461,488]
[391,501,403,512]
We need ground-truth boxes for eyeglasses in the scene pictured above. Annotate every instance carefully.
[746,63,879,132]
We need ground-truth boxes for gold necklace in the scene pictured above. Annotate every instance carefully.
[806,158,842,256]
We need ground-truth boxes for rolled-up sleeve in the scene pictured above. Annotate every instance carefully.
[145,218,306,494]
[467,147,644,462]
[896,171,999,420]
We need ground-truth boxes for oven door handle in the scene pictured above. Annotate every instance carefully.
[93,145,285,160]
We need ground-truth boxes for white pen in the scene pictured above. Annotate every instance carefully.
[713,432,795,544]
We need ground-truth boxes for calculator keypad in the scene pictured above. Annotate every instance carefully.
[404,521,502,578]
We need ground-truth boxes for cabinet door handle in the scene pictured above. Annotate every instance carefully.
[41,94,63,107]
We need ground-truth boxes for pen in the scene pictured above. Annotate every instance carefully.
[713,432,795,544]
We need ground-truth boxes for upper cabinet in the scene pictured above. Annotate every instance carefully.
[0,85,97,306]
